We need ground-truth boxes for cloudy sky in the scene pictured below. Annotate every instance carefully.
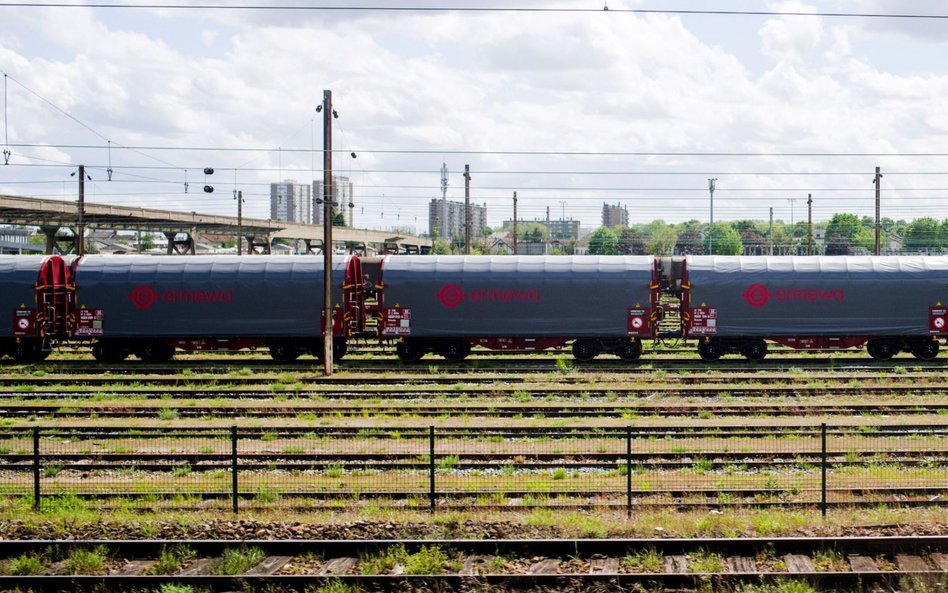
[1,0,948,236]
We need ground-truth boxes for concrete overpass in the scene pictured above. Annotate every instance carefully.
[0,194,431,255]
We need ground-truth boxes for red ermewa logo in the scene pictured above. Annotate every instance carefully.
[129,284,159,310]
[742,283,772,308]
[436,283,466,308]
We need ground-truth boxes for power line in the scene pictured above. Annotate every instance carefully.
[12,142,948,158]
[0,70,183,170]
[0,3,947,20]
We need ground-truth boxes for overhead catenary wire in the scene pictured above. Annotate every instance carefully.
[0,70,183,172]
[11,142,948,158]
[0,3,947,20]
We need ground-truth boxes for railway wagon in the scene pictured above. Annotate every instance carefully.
[71,255,363,362]
[682,255,948,361]
[0,255,73,362]
[377,255,659,362]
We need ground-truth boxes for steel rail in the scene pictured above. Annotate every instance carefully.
[2,384,946,401]
[2,402,945,418]
[0,536,944,592]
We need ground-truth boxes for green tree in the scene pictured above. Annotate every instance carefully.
[824,233,852,255]
[519,223,548,244]
[731,219,759,235]
[704,223,742,255]
[617,227,646,255]
[587,226,619,255]
[332,210,346,226]
[674,228,704,255]
[646,225,678,256]
[139,233,155,251]
[771,225,796,254]
[825,213,862,242]
[740,229,766,254]
[429,240,453,255]
[904,217,942,252]
[853,227,875,252]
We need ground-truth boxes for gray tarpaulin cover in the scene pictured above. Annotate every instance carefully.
[380,255,654,337]
[73,255,347,337]
[0,256,50,338]
[685,256,948,336]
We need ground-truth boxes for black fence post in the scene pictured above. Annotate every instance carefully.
[626,426,632,519]
[32,427,40,511]
[231,426,238,514]
[429,426,436,513]
[820,423,827,517]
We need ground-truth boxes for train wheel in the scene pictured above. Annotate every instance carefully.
[137,342,175,362]
[439,341,471,362]
[396,340,425,363]
[615,340,642,362]
[92,342,129,363]
[11,340,49,363]
[741,340,768,361]
[309,340,348,361]
[867,340,896,361]
[334,339,348,361]
[571,339,599,362]
[698,340,722,361]
[910,340,939,361]
[269,342,300,362]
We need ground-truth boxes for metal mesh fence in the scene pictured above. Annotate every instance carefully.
[0,424,944,513]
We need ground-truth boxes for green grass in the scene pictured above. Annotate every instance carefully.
[404,545,454,575]
[623,546,663,572]
[2,553,45,576]
[738,581,819,593]
[687,549,726,573]
[63,545,109,575]
[213,546,265,575]
[149,544,196,575]
[361,544,407,575]
[159,584,197,593]
[305,579,363,593]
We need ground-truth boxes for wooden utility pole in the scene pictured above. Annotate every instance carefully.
[807,193,813,256]
[512,191,518,255]
[873,166,882,255]
[768,207,773,256]
[321,90,334,376]
[77,164,85,256]
[463,164,471,254]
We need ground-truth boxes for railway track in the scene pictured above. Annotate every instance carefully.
[2,384,947,401]
[0,536,945,592]
[2,400,946,418]
[5,347,947,373]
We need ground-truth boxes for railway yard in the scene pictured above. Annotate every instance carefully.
[0,344,945,592]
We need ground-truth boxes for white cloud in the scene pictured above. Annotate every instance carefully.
[759,2,823,64]
[1,1,947,227]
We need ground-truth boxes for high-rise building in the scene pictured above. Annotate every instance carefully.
[313,176,353,225]
[602,202,628,228]
[428,199,488,240]
[270,180,312,224]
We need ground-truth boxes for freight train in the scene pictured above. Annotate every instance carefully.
[2,254,945,363]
